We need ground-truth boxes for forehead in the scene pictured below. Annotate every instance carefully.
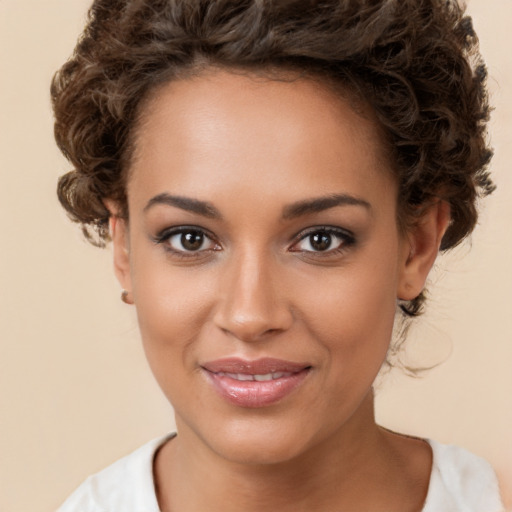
[128,70,396,212]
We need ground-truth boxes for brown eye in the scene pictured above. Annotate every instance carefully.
[159,228,219,253]
[309,232,332,251]
[291,227,355,254]
[181,231,205,251]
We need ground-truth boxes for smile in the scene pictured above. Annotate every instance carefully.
[214,371,294,381]
[202,358,311,408]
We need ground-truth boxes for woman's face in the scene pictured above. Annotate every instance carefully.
[113,70,418,464]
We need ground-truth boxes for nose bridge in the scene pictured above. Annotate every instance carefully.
[214,245,291,341]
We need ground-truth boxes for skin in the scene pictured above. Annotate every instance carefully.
[109,70,450,511]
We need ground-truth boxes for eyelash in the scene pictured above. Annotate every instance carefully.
[290,226,356,257]
[153,226,220,259]
[152,225,356,259]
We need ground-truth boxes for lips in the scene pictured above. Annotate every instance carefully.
[214,371,295,381]
[202,358,311,408]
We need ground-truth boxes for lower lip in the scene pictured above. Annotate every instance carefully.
[204,369,310,408]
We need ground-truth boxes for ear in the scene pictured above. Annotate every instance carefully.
[397,200,451,301]
[104,200,133,295]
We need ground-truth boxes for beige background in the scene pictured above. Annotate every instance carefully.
[0,1,510,511]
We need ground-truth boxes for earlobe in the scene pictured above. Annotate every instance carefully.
[397,201,451,301]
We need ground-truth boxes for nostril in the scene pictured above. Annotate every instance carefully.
[215,317,288,343]
[212,264,294,341]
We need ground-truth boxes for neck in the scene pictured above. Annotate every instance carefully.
[153,392,429,512]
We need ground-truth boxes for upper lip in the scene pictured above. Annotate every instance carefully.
[202,357,311,375]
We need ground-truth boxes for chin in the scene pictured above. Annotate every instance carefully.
[184,412,328,467]
[213,434,309,466]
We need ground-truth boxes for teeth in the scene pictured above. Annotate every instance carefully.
[254,373,273,381]
[217,372,293,381]
[236,373,254,381]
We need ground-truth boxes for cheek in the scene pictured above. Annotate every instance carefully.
[130,248,218,375]
[296,254,399,373]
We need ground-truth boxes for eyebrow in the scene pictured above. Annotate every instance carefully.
[282,194,371,219]
[143,193,222,219]
[143,192,370,220]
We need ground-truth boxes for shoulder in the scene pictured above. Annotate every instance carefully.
[56,434,174,512]
[423,439,504,512]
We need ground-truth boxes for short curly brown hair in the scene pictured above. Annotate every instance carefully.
[52,0,493,319]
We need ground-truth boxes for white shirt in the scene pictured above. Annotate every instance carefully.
[57,435,504,512]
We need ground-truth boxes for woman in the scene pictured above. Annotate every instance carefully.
[53,0,504,510]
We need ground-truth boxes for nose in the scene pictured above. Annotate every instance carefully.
[213,250,293,342]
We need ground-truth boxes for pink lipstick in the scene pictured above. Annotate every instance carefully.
[202,358,311,408]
